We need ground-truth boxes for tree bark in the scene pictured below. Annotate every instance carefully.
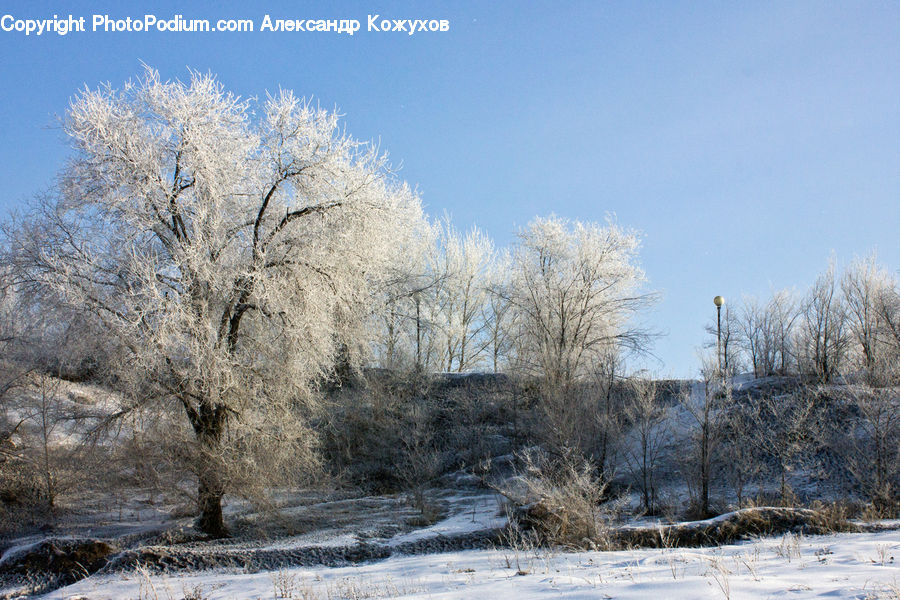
[700,421,710,517]
[197,463,227,538]
[184,398,229,538]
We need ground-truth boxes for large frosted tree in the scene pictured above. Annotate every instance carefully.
[504,216,652,391]
[8,69,424,536]
[501,216,653,454]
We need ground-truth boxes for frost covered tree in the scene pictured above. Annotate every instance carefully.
[624,377,667,513]
[432,221,496,372]
[6,69,424,536]
[500,216,653,457]
[797,261,848,383]
[372,218,499,373]
[371,221,439,371]
[704,303,741,377]
[737,297,775,378]
[735,291,800,378]
[840,386,900,511]
[842,254,899,383]
[737,297,767,378]
[874,282,900,375]
[503,215,652,392]
[755,389,819,504]
[680,360,728,518]
[483,250,513,373]
[768,289,800,375]
[0,275,31,403]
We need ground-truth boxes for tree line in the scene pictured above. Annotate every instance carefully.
[0,68,897,537]
[709,255,899,386]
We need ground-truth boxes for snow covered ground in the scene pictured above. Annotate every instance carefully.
[40,528,899,599]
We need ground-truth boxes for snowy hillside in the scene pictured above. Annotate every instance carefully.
[39,528,900,600]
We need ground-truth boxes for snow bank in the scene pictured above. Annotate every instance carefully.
[39,528,900,599]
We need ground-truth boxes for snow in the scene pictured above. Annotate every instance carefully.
[249,492,505,550]
[388,493,506,546]
[38,528,899,599]
[261,532,360,550]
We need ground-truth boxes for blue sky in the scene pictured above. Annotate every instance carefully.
[1,1,897,376]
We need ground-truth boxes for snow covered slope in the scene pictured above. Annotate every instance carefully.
[41,528,899,599]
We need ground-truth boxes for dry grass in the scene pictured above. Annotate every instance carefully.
[495,450,615,549]
[611,506,857,550]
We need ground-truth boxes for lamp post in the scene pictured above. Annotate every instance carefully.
[713,295,725,377]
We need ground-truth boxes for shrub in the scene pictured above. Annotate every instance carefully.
[497,450,613,548]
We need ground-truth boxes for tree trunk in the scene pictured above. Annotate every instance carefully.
[780,465,787,505]
[642,441,649,512]
[185,398,229,538]
[700,421,710,517]
[700,460,709,516]
[197,464,226,538]
[415,295,422,370]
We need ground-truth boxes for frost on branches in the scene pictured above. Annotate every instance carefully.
[16,68,425,536]
[504,215,652,391]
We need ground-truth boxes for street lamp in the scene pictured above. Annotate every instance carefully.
[713,295,725,376]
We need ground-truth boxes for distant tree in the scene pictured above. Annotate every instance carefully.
[737,297,772,378]
[5,68,425,536]
[755,389,819,505]
[705,303,741,377]
[433,220,496,372]
[589,349,624,480]
[371,222,439,371]
[719,393,761,507]
[797,261,849,383]
[736,291,800,379]
[839,386,900,512]
[483,250,513,373]
[623,376,667,513]
[842,254,899,384]
[371,218,501,374]
[681,361,727,517]
[873,282,900,379]
[768,289,800,375]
